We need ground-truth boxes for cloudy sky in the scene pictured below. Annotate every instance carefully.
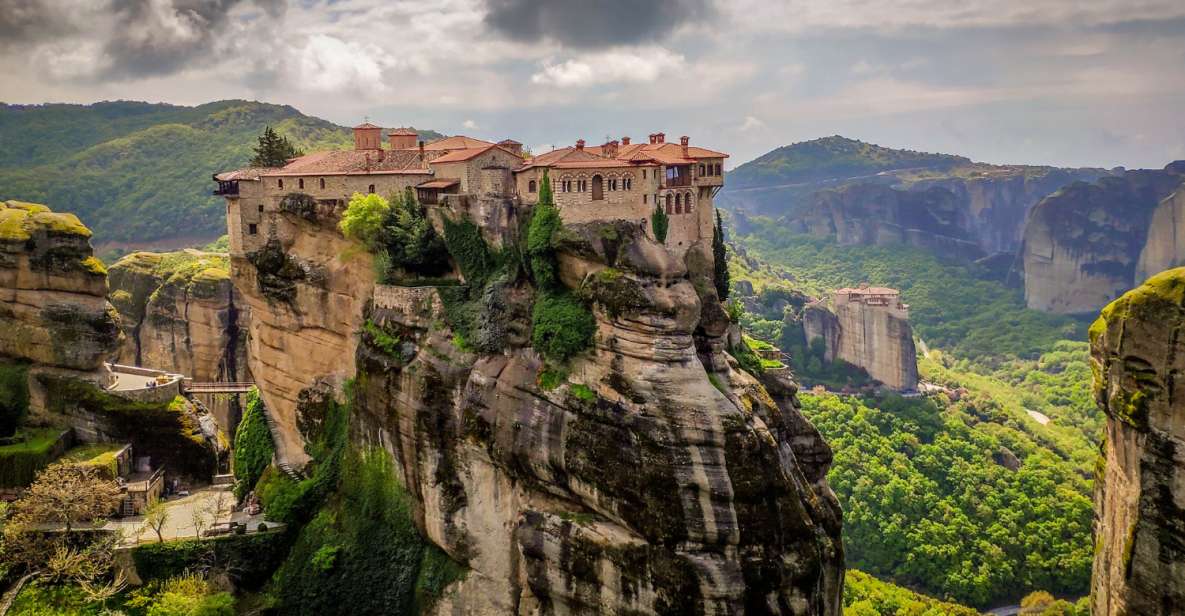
[2,0,1184,169]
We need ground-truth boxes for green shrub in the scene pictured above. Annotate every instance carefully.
[233,388,274,499]
[0,428,68,487]
[339,193,389,246]
[531,290,596,362]
[569,384,595,402]
[362,319,401,358]
[526,171,561,288]
[0,362,29,437]
[651,204,669,244]
[132,533,289,590]
[380,188,450,278]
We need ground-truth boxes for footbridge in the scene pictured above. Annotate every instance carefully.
[181,381,256,395]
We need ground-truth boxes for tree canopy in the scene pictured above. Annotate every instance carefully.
[250,125,303,167]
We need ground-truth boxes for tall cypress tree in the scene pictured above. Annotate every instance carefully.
[651,204,669,244]
[250,125,303,167]
[713,209,730,300]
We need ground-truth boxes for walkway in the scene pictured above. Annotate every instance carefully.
[183,381,255,394]
[107,487,235,546]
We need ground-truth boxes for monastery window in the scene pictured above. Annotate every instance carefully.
[578,179,587,193]
[298,178,305,189]
[368,184,376,194]
[642,170,647,179]
[258,204,264,213]
[320,178,326,189]
[278,179,283,189]
[685,194,694,213]
[248,223,258,235]
[665,194,672,213]
[643,194,648,204]
[699,163,706,176]
[624,177,632,190]
[715,163,722,175]
[592,175,604,200]
[675,194,683,213]
[608,178,617,191]
[528,179,537,193]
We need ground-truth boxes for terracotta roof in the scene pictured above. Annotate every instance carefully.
[520,139,727,172]
[417,179,461,189]
[550,160,654,169]
[429,144,521,164]
[353,122,382,129]
[261,149,430,176]
[836,286,900,296]
[388,127,418,136]
[422,135,495,151]
[498,139,522,145]
[214,167,272,181]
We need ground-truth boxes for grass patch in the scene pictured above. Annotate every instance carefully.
[58,442,125,478]
[0,427,68,487]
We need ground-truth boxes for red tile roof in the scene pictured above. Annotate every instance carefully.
[417,179,460,189]
[261,149,430,176]
[421,135,495,151]
[353,122,382,129]
[520,138,726,172]
[388,127,418,136]
[429,143,521,164]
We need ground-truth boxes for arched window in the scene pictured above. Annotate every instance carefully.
[665,194,672,213]
[319,178,326,189]
[591,175,604,200]
[278,179,283,189]
[528,179,537,193]
[368,184,375,194]
[298,178,304,189]
[685,194,694,213]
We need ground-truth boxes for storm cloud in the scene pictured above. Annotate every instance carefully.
[483,0,712,49]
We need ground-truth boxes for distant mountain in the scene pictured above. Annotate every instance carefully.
[0,100,442,252]
[726,136,968,190]
[721,136,1108,260]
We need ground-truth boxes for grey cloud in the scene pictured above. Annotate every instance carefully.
[0,0,81,45]
[100,0,284,79]
[483,0,712,49]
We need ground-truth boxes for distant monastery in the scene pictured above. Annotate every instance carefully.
[215,123,727,258]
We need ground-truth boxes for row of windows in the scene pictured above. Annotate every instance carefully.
[277,178,328,190]
[698,163,722,176]
[663,192,694,214]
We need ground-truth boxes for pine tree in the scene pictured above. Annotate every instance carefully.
[527,170,561,288]
[713,209,730,300]
[250,125,303,167]
[651,204,669,244]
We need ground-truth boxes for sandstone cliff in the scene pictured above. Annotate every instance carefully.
[107,249,248,430]
[1089,267,1185,615]
[801,299,917,391]
[0,199,119,411]
[1136,186,1185,281]
[233,199,844,613]
[1022,164,1185,314]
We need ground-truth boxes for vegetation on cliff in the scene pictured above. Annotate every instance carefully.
[0,362,29,438]
[233,389,275,500]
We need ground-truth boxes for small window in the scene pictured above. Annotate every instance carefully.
[298,178,305,189]
[642,170,647,179]
[319,178,326,189]
[368,184,376,194]
[258,204,264,213]
[665,194,672,213]
[248,223,258,235]
[643,194,648,204]
[699,164,705,176]
[278,179,283,189]
[625,178,632,190]
[529,179,537,193]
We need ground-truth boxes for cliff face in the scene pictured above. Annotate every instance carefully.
[107,249,248,430]
[0,200,119,406]
[794,184,985,262]
[234,203,844,614]
[1136,187,1185,282]
[1089,267,1185,615]
[801,299,917,391]
[1022,166,1184,314]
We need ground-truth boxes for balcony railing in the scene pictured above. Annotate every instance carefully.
[213,181,239,196]
[662,175,692,188]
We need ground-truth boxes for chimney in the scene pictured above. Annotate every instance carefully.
[622,136,631,146]
[648,133,656,144]
[680,136,689,157]
[604,140,619,158]
[655,132,665,144]
[576,139,585,151]
[418,140,425,162]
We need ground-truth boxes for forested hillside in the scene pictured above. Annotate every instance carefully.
[0,101,440,252]
[729,217,1100,608]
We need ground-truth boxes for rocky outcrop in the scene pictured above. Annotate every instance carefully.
[0,200,119,411]
[235,199,844,613]
[1136,187,1185,282]
[801,297,917,391]
[1089,267,1185,615]
[1022,165,1185,314]
[107,250,247,431]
